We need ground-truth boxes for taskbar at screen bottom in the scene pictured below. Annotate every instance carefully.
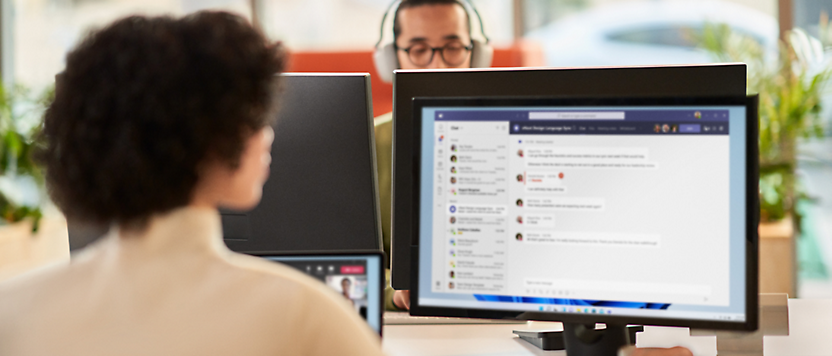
[418,297,745,322]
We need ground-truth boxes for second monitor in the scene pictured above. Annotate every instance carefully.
[222,73,383,253]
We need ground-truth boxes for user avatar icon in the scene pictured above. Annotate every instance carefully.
[671,124,678,133]
[516,174,524,182]
[694,111,702,119]
[450,177,457,184]
[450,155,457,162]
[449,282,455,289]
[449,205,456,213]
[516,216,523,224]
[451,144,457,152]
[653,124,661,133]
[516,233,523,241]
[450,271,455,279]
[450,216,456,224]
[662,124,670,133]
[516,199,524,207]
[450,166,457,173]
[517,149,524,157]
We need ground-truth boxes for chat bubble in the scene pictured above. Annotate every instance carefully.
[526,147,658,170]
[526,197,604,212]
[525,214,555,228]
[525,232,660,247]
[450,204,507,216]
[525,171,567,194]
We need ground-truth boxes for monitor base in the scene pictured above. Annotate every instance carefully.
[514,324,642,353]
[689,293,789,356]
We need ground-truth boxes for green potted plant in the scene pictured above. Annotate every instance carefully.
[700,23,831,223]
[698,23,832,296]
[0,83,52,233]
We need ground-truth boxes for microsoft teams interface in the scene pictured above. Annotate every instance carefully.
[264,255,381,332]
[418,104,747,322]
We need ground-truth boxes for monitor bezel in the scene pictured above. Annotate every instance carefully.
[408,95,759,331]
[244,249,387,336]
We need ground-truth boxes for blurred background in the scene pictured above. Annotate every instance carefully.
[2,0,832,299]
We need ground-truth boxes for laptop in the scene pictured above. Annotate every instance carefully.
[247,250,385,335]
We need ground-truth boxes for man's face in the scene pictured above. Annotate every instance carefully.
[395,4,472,70]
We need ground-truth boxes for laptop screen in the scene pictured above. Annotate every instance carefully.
[256,252,383,334]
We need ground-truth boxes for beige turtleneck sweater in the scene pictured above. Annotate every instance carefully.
[0,206,384,356]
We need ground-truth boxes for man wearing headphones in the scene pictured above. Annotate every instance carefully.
[372,0,492,312]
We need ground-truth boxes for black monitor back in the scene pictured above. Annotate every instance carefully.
[68,73,383,254]
[223,73,382,253]
[391,64,747,289]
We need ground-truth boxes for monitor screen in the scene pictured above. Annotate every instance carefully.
[411,97,757,330]
[252,252,384,335]
[390,64,748,289]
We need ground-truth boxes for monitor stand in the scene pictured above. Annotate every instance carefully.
[515,323,640,355]
[563,323,630,356]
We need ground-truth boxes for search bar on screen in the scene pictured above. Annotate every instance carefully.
[529,112,626,120]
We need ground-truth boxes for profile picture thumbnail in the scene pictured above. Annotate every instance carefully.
[451,144,457,152]
[516,216,523,224]
[671,124,678,133]
[449,271,455,279]
[450,216,457,224]
[653,124,661,133]
[516,199,524,207]
[450,166,457,173]
[516,174,524,182]
[450,177,457,184]
[449,282,455,289]
[450,155,457,162]
[517,149,524,157]
[515,233,523,241]
[694,111,702,119]
[662,124,670,133]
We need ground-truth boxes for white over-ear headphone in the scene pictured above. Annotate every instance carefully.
[373,0,493,83]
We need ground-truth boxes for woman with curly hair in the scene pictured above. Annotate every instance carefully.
[0,12,383,356]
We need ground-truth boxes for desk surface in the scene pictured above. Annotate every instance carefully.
[381,298,832,356]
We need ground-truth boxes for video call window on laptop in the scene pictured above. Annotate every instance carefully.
[248,251,385,335]
[410,96,758,332]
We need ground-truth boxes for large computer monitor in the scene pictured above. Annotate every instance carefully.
[408,96,758,354]
[222,73,383,253]
[68,73,383,254]
[391,64,748,289]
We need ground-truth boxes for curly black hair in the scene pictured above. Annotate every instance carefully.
[37,11,286,226]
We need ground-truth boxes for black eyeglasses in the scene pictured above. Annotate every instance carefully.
[398,42,473,67]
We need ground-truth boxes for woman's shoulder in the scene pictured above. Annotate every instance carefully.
[221,253,384,355]
[220,252,354,311]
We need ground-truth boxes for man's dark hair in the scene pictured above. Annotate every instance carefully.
[392,0,471,43]
[37,11,285,226]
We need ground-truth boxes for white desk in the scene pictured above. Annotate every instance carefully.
[382,299,832,356]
